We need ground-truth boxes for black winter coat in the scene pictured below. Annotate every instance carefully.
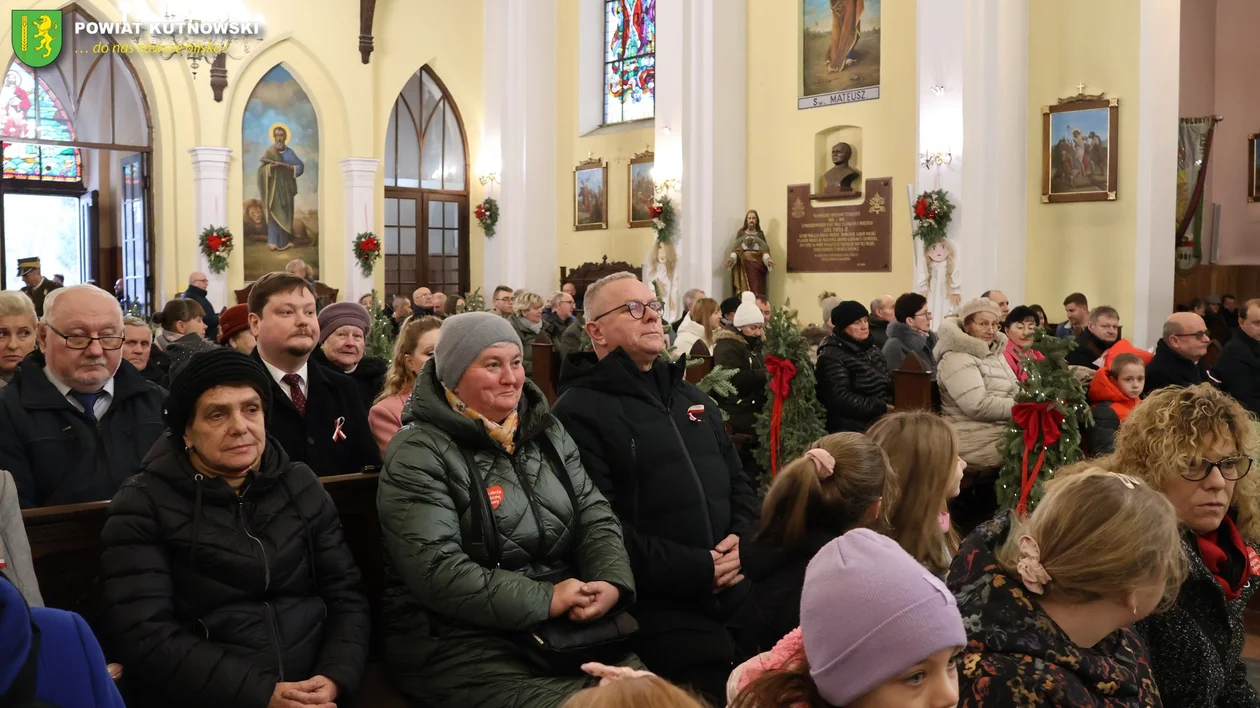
[1143,339,1212,396]
[815,333,892,433]
[138,346,171,388]
[711,330,767,437]
[1212,329,1260,416]
[1086,401,1121,456]
[310,347,388,414]
[100,434,371,708]
[553,349,758,607]
[1065,329,1113,369]
[1135,526,1260,708]
[728,529,836,659]
[252,351,382,477]
[182,284,220,342]
[0,352,165,508]
[868,318,890,349]
[542,310,575,343]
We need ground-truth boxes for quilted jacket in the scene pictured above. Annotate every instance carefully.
[711,329,767,437]
[815,332,893,433]
[377,362,635,706]
[934,318,1018,469]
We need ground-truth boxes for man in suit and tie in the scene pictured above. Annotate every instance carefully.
[247,272,380,476]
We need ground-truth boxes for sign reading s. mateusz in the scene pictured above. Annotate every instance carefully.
[12,10,62,68]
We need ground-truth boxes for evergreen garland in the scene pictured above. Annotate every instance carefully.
[463,287,485,313]
[754,302,827,489]
[364,290,397,361]
[996,330,1094,514]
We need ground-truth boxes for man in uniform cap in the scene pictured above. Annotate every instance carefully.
[17,257,61,318]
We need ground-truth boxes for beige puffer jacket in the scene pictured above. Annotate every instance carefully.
[933,317,1019,470]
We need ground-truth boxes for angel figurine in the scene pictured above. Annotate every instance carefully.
[723,210,774,298]
[915,239,962,331]
[643,240,681,322]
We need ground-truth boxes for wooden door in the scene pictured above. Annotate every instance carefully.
[421,193,468,299]
[119,154,151,315]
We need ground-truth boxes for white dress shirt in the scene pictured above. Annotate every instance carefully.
[261,357,309,403]
[44,365,114,420]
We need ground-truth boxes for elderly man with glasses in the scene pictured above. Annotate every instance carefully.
[1144,311,1215,396]
[0,285,165,507]
[551,272,758,704]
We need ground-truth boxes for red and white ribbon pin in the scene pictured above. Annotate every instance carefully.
[332,416,347,442]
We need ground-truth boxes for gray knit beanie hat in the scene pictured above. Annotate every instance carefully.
[434,311,523,388]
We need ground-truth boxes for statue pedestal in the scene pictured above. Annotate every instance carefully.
[809,188,863,202]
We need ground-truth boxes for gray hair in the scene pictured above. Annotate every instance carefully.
[583,272,638,321]
[513,290,544,317]
[122,315,154,341]
[549,290,567,308]
[869,295,892,313]
[682,288,705,311]
[0,291,37,323]
[42,284,123,327]
[1161,319,1180,342]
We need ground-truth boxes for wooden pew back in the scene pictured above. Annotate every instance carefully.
[892,353,936,411]
[531,332,562,404]
[684,339,713,385]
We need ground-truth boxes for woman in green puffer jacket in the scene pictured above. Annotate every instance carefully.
[378,312,638,708]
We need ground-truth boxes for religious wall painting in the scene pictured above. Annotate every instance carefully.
[1042,96,1118,203]
[628,150,654,227]
[574,158,608,231]
[242,64,320,281]
[1248,133,1260,203]
[800,0,881,110]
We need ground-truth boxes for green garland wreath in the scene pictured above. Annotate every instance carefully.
[198,225,233,274]
[912,189,955,250]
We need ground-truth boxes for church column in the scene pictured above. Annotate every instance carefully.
[959,0,1029,301]
[655,0,747,298]
[339,158,379,303]
[481,0,558,296]
[187,146,232,311]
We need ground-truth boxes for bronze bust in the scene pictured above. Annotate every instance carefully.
[822,142,861,197]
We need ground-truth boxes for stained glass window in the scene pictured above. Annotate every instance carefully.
[604,0,656,124]
[2,62,82,181]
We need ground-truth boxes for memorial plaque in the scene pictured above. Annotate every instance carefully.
[787,177,893,273]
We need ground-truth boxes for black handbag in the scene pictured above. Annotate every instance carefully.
[460,434,637,672]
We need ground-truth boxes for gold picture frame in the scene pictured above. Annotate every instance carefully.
[1041,94,1119,204]
[628,149,655,228]
[1248,133,1259,203]
[574,157,609,231]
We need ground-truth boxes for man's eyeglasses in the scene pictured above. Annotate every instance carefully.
[1183,455,1254,482]
[1171,330,1210,341]
[593,300,664,322]
[47,325,124,351]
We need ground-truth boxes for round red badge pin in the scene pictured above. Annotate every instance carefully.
[487,486,505,510]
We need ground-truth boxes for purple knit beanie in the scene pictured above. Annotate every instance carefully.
[800,528,966,706]
[317,302,371,345]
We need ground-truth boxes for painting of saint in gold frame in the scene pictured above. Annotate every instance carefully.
[1042,96,1119,203]
[574,158,608,231]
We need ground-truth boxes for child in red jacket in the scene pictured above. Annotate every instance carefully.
[1087,352,1146,455]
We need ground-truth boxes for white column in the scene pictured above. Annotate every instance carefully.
[188,146,232,310]
[960,0,1029,302]
[339,158,379,303]
[482,0,558,296]
[916,0,964,300]
[656,0,747,298]
[1132,0,1180,347]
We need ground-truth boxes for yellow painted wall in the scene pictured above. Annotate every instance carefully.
[555,0,655,275]
[6,0,485,302]
[1025,0,1139,321]
[746,0,917,326]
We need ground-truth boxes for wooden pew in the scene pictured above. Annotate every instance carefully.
[892,353,936,411]
[684,339,713,385]
[531,331,562,404]
[24,473,405,707]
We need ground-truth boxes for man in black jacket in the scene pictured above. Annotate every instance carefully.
[541,289,577,342]
[552,272,758,703]
[247,272,381,476]
[1144,312,1214,396]
[181,271,220,342]
[867,294,894,349]
[0,285,165,507]
[1065,305,1120,369]
[1212,298,1260,414]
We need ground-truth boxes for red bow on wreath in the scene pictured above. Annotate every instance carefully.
[361,236,379,252]
[764,355,798,477]
[206,235,223,252]
[1011,401,1066,517]
[650,204,663,218]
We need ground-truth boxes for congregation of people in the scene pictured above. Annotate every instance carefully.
[5,251,1260,708]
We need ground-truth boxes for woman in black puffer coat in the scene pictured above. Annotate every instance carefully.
[815,301,893,433]
[100,349,371,708]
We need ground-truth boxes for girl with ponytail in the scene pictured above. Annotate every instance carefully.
[730,432,896,658]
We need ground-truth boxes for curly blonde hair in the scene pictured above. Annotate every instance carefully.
[1099,383,1260,541]
[996,467,1187,609]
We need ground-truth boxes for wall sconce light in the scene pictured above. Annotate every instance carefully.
[478,172,500,187]
[930,85,946,96]
[920,151,953,169]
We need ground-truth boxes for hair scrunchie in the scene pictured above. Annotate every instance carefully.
[1016,535,1053,595]
[804,448,836,480]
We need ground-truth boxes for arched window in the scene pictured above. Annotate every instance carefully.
[383,67,469,301]
[604,0,656,124]
[1,62,81,181]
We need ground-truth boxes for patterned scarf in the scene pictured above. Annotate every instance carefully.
[445,387,518,454]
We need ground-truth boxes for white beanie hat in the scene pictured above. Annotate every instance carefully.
[733,291,763,328]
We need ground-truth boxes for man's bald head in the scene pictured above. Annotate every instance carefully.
[189,271,208,287]
[1162,312,1210,362]
[869,295,895,322]
[43,284,123,328]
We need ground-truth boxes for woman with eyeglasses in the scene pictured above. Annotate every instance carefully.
[933,297,1019,471]
[1099,384,1260,707]
[1143,311,1213,395]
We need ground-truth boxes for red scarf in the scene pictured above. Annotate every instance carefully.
[1196,515,1255,600]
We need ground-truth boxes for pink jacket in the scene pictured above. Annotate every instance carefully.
[369,393,408,456]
